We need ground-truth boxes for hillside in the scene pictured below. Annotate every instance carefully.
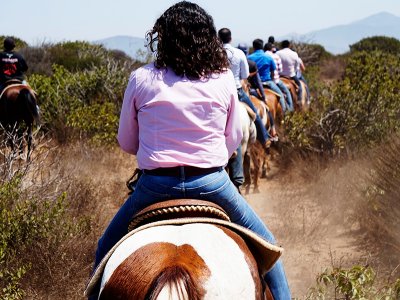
[287,12,400,54]
[92,12,400,58]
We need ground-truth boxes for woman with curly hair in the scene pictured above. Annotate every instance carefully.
[89,1,290,299]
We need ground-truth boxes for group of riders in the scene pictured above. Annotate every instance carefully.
[218,28,310,191]
[0,32,309,195]
[236,33,309,137]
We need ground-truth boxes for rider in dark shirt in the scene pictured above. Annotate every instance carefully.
[0,37,28,92]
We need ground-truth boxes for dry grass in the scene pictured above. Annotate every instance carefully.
[318,56,347,83]
[22,142,136,299]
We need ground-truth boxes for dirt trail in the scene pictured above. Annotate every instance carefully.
[244,160,364,297]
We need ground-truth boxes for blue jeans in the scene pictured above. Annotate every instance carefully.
[227,144,244,188]
[237,88,270,144]
[276,80,294,112]
[262,80,287,113]
[93,169,291,299]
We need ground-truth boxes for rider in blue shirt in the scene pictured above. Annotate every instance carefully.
[248,39,276,82]
[248,39,287,114]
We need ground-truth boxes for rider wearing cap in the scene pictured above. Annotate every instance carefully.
[0,37,28,93]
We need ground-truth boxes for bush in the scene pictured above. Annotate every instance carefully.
[350,36,400,55]
[67,102,119,145]
[0,139,94,299]
[306,265,400,299]
[21,41,140,77]
[285,50,400,155]
[290,41,333,66]
[29,61,129,143]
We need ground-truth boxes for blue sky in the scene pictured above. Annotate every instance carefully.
[1,0,400,45]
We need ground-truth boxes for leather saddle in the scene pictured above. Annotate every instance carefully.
[128,199,231,231]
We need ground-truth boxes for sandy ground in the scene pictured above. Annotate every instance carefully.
[243,161,363,298]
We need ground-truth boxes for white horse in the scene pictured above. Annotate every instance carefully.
[85,216,282,300]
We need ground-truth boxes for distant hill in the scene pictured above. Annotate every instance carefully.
[93,35,147,60]
[280,12,400,54]
[94,12,400,58]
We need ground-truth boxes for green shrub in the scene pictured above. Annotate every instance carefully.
[0,176,70,299]
[29,61,129,143]
[350,36,400,55]
[48,41,103,71]
[67,102,119,145]
[285,50,400,155]
[0,140,95,299]
[306,265,400,299]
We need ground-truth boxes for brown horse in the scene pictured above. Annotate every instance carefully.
[240,95,270,193]
[242,90,282,193]
[85,200,283,300]
[264,89,283,125]
[280,77,308,111]
[0,81,39,158]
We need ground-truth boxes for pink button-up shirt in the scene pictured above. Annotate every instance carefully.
[117,63,243,170]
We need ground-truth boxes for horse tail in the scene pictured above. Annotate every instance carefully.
[18,88,40,122]
[147,265,204,300]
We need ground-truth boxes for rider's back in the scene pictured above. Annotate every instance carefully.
[276,47,298,77]
[0,37,28,84]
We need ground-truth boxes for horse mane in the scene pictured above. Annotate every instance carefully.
[146,265,203,300]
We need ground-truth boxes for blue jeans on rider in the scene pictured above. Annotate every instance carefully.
[237,88,270,144]
[276,80,294,112]
[227,144,244,189]
[292,76,303,102]
[93,168,291,299]
[262,80,287,114]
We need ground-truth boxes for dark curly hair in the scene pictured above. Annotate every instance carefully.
[146,1,229,79]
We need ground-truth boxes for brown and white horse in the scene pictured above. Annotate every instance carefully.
[0,81,39,158]
[86,217,282,300]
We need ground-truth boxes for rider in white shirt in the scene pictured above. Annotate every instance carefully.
[276,40,303,103]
